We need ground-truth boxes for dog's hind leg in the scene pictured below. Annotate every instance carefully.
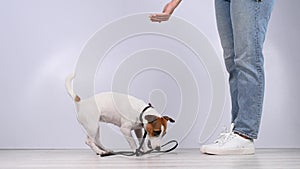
[81,120,107,155]
[77,107,107,155]
[95,127,112,153]
[85,135,106,155]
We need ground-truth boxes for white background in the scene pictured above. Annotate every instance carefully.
[0,0,299,149]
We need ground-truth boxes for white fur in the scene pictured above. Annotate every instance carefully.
[65,73,76,99]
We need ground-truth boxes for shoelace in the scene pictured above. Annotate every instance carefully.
[215,132,236,145]
[215,124,235,144]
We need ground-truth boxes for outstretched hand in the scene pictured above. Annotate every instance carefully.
[149,0,181,23]
[149,13,172,23]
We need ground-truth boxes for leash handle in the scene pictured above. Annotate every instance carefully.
[160,140,178,153]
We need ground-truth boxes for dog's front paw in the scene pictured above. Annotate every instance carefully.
[142,145,151,153]
[135,149,144,156]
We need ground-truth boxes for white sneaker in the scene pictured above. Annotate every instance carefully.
[200,125,255,155]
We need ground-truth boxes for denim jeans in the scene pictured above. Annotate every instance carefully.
[215,0,275,139]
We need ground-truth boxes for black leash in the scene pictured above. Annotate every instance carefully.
[100,132,178,157]
[100,103,178,157]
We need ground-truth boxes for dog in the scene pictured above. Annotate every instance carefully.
[65,73,175,155]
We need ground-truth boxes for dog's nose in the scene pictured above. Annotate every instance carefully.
[153,130,162,137]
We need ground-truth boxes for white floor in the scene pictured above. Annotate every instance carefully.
[0,149,300,169]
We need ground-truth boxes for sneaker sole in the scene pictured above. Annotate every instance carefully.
[200,147,255,155]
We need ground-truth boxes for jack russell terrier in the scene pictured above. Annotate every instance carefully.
[65,73,175,155]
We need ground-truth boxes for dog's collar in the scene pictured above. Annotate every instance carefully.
[139,103,153,126]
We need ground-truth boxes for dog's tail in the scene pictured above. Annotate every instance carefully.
[65,73,81,102]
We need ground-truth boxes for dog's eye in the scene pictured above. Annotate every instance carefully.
[153,130,162,137]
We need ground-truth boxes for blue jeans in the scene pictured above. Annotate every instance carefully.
[215,0,275,139]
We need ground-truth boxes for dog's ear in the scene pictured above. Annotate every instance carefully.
[145,115,158,123]
[163,116,175,123]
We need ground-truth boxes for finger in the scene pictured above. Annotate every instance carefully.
[150,18,169,22]
[151,13,170,18]
[150,15,170,21]
[150,13,170,18]
[150,18,163,23]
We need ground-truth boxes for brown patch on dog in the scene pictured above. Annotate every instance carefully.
[75,95,81,102]
[145,115,175,137]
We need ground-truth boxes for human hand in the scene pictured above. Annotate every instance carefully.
[149,13,172,23]
[149,0,181,23]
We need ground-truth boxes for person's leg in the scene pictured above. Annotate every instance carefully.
[200,0,274,155]
[214,0,239,123]
[230,0,275,139]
